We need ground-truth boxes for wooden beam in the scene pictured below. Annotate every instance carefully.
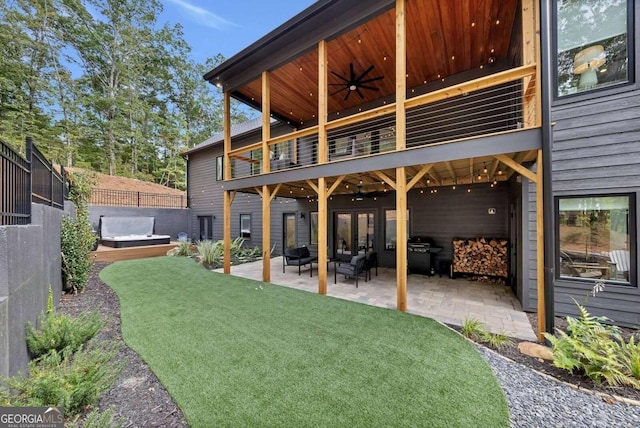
[229,190,236,205]
[374,170,396,190]
[269,183,282,203]
[228,142,262,157]
[327,175,346,197]
[325,104,396,131]
[522,0,537,128]
[396,167,407,311]
[405,65,537,110]
[223,92,231,180]
[318,176,328,295]
[268,126,319,146]
[306,179,319,194]
[469,158,474,182]
[262,184,271,282]
[318,40,328,164]
[223,190,232,274]
[254,187,263,198]
[444,161,457,182]
[428,168,442,186]
[506,151,531,180]
[488,159,500,181]
[494,154,537,182]
[396,0,406,151]
[535,149,545,341]
[407,164,433,190]
[262,71,271,174]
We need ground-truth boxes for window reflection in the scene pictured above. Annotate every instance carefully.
[556,0,629,96]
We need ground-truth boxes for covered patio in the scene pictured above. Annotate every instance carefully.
[218,256,537,341]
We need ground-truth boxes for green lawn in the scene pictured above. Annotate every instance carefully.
[100,257,509,427]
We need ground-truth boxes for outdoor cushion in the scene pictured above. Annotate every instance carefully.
[335,253,367,288]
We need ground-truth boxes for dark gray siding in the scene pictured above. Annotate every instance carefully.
[307,183,512,269]
[525,89,640,327]
[186,129,306,255]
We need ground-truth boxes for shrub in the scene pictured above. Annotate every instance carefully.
[197,239,221,265]
[461,318,485,341]
[461,318,513,350]
[1,342,124,417]
[195,237,262,268]
[68,406,124,428]
[545,301,640,388]
[62,171,98,292]
[481,332,513,350]
[26,288,105,359]
[176,241,191,256]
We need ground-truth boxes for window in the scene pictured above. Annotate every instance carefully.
[557,194,634,285]
[555,0,631,97]
[216,156,223,181]
[240,214,251,239]
[384,209,410,250]
[310,211,318,245]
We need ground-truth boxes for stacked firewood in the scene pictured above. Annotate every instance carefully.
[453,237,508,279]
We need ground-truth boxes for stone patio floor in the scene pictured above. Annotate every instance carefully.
[217,256,537,341]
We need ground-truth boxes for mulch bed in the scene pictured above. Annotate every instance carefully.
[60,263,188,427]
[61,263,640,426]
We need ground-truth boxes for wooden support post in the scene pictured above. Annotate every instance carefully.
[535,149,545,341]
[318,177,328,294]
[318,40,328,164]
[395,0,407,311]
[223,190,232,274]
[262,184,271,283]
[396,167,407,311]
[395,0,406,151]
[262,71,271,173]
[223,92,232,274]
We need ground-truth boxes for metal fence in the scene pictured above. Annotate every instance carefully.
[91,188,186,209]
[0,137,66,226]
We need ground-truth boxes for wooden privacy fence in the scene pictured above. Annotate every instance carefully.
[1,137,65,226]
[91,188,186,209]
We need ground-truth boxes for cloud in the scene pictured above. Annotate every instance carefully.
[165,0,236,30]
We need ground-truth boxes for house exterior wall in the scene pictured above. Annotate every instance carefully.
[186,126,306,255]
[519,2,640,327]
[297,183,512,270]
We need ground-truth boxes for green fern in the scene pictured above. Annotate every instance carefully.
[545,300,640,388]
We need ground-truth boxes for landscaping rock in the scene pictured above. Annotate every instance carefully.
[166,247,181,256]
[518,342,554,361]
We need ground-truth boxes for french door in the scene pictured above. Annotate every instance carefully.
[334,211,375,260]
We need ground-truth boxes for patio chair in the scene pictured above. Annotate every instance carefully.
[334,254,367,288]
[365,251,378,281]
[609,250,630,281]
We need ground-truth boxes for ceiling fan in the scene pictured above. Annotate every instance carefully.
[330,63,384,100]
[352,184,385,201]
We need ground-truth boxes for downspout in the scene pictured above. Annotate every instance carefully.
[539,0,555,335]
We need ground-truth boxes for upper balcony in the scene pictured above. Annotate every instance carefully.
[207,0,541,193]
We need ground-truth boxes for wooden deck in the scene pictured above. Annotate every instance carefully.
[91,242,179,263]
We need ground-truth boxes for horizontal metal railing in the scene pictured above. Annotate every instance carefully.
[91,188,187,209]
[227,65,538,180]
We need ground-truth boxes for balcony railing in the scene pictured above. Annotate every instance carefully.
[227,65,538,179]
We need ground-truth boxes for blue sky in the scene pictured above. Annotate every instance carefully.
[159,0,316,64]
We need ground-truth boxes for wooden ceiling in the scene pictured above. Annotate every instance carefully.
[236,0,519,127]
[257,150,538,200]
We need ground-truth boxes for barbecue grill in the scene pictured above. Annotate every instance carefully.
[407,236,442,275]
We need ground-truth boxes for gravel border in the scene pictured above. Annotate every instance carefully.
[476,345,640,427]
